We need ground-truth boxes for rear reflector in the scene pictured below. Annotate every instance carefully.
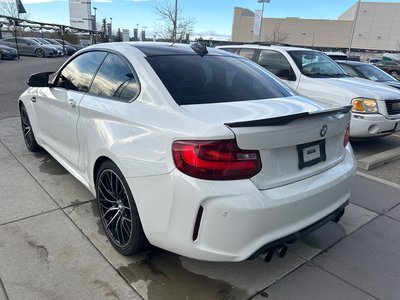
[193,206,203,241]
[344,125,350,147]
[172,139,262,180]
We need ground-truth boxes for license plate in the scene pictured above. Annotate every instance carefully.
[297,140,326,169]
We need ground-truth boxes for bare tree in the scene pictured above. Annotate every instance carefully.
[266,22,289,44]
[154,0,195,42]
[0,0,29,19]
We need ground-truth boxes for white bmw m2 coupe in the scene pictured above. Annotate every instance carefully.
[19,42,356,262]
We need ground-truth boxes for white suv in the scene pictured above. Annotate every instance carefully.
[218,45,400,139]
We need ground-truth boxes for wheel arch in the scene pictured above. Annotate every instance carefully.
[93,156,113,186]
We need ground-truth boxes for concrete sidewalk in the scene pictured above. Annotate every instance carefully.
[1,116,400,300]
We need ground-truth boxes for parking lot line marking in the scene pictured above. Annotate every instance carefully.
[356,171,400,190]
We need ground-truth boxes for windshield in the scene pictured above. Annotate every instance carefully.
[47,39,61,45]
[38,39,51,44]
[288,50,349,78]
[147,55,292,105]
[354,64,396,82]
[26,39,40,45]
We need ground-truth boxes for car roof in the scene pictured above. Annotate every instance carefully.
[336,60,367,66]
[218,44,316,52]
[88,42,237,57]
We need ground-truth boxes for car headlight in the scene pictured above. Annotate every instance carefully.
[1,49,11,53]
[352,98,379,113]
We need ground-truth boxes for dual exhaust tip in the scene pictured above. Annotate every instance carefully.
[260,244,288,263]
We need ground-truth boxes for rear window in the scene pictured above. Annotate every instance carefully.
[146,55,291,105]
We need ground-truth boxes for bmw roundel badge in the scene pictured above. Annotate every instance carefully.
[320,125,328,137]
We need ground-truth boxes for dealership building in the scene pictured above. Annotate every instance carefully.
[232,1,400,58]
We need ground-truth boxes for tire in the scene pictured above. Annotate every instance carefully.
[96,160,149,256]
[0,53,3,60]
[35,48,45,58]
[20,104,41,152]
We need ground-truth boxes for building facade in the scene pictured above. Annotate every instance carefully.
[232,2,400,53]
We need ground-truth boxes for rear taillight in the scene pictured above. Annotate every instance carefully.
[343,125,350,147]
[172,139,262,180]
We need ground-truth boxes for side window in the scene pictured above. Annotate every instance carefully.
[55,51,107,92]
[238,48,256,60]
[339,64,359,77]
[221,48,237,53]
[17,38,27,44]
[257,50,296,81]
[89,53,140,101]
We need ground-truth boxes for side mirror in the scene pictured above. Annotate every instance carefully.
[27,72,54,87]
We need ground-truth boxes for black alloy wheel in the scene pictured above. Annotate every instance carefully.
[96,161,148,255]
[35,48,45,58]
[20,104,41,152]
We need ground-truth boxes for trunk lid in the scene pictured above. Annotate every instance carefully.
[181,96,351,190]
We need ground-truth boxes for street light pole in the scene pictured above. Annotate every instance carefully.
[93,7,97,31]
[348,0,361,55]
[110,17,113,42]
[93,7,97,44]
[257,0,270,43]
[173,0,178,42]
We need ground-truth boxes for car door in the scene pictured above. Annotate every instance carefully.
[76,52,140,177]
[32,51,107,167]
[16,38,30,55]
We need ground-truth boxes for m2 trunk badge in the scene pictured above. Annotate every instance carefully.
[320,125,328,137]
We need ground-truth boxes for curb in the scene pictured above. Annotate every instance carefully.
[358,147,400,170]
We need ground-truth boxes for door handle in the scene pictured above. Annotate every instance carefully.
[31,97,37,103]
[67,99,76,108]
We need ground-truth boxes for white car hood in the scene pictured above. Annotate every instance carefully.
[314,77,400,100]
[181,96,336,124]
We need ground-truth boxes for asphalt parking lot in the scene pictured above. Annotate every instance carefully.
[1,56,400,300]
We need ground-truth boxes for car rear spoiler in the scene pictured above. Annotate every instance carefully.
[225,105,352,128]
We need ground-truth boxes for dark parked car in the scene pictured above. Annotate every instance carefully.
[337,60,400,90]
[0,44,18,60]
[0,37,59,58]
[54,39,83,50]
[45,38,78,56]
[31,38,64,56]
[374,60,400,78]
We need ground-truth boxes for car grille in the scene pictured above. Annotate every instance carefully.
[385,100,400,115]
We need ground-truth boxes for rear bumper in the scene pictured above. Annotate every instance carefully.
[350,113,400,138]
[127,146,356,262]
[247,200,348,259]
